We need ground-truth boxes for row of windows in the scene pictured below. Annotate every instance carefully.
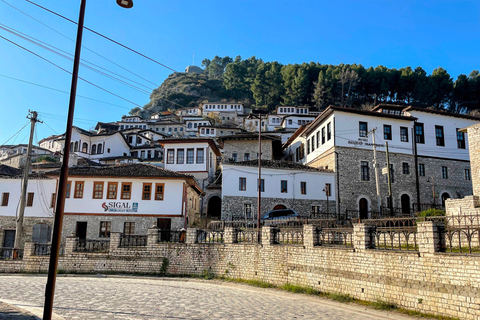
[238,178,331,195]
[278,107,308,114]
[231,152,256,162]
[1,192,35,207]
[204,104,241,109]
[166,148,204,164]
[306,122,332,155]
[120,124,148,130]
[187,122,209,129]
[200,128,215,135]
[70,142,108,155]
[360,162,471,181]
[65,181,165,200]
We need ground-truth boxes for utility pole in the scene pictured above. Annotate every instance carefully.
[257,113,262,242]
[369,128,381,214]
[385,142,394,217]
[14,110,41,251]
[412,126,421,213]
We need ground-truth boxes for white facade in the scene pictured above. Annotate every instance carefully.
[276,106,310,115]
[176,108,202,116]
[185,119,211,132]
[0,177,56,218]
[202,102,244,115]
[281,115,315,130]
[221,164,335,200]
[266,114,285,131]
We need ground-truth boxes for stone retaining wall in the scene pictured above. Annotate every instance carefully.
[0,223,478,319]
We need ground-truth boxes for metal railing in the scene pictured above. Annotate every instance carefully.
[197,230,224,244]
[0,248,23,260]
[316,227,353,248]
[428,215,480,254]
[235,229,260,244]
[273,228,303,245]
[33,243,65,256]
[74,239,110,253]
[119,235,147,247]
[371,226,418,251]
[158,230,185,243]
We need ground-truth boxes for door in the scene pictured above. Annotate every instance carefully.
[441,193,450,208]
[359,198,369,220]
[3,230,15,247]
[75,222,87,240]
[401,194,411,215]
[157,218,172,242]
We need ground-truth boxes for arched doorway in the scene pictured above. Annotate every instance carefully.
[359,198,369,219]
[401,194,410,215]
[441,193,450,207]
[273,204,286,210]
[207,196,221,219]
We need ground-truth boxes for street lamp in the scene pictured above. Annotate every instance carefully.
[43,1,132,319]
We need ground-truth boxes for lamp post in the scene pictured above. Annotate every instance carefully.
[43,1,132,319]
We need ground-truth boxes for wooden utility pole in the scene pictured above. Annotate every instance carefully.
[257,113,262,242]
[385,142,394,217]
[14,110,41,250]
[369,128,381,214]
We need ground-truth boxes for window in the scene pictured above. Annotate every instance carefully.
[232,153,238,162]
[327,123,331,140]
[1,193,9,206]
[316,131,320,148]
[121,183,132,199]
[311,135,315,151]
[435,126,445,146]
[400,127,409,142]
[177,149,184,164]
[244,204,252,219]
[99,221,111,238]
[419,164,425,176]
[74,181,84,198]
[442,166,448,179]
[27,192,34,206]
[258,179,265,192]
[155,183,164,200]
[187,149,194,164]
[74,141,78,151]
[196,149,204,164]
[167,149,174,164]
[93,182,104,199]
[281,180,288,193]
[359,122,368,137]
[97,144,102,154]
[124,222,135,235]
[307,140,310,154]
[82,143,88,153]
[66,181,71,198]
[91,144,97,155]
[143,183,152,200]
[402,163,410,175]
[311,206,321,215]
[465,169,471,181]
[383,125,392,140]
[107,182,118,199]
[415,123,424,144]
[300,181,307,195]
[239,177,246,191]
[457,129,466,149]
[388,164,394,183]
[322,127,325,144]
[361,161,370,181]
[50,193,56,209]
[324,183,331,196]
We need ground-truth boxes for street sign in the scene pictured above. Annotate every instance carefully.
[382,167,388,175]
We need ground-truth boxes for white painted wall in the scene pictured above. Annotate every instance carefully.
[202,103,244,115]
[0,178,56,217]
[302,114,335,164]
[222,164,335,200]
[163,142,213,173]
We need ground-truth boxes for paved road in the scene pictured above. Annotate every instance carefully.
[0,275,416,320]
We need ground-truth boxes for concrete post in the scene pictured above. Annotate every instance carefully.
[109,233,121,253]
[303,224,316,248]
[261,226,276,245]
[417,221,444,255]
[23,241,36,258]
[224,227,236,244]
[64,236,77,255]
[353,223,375,251]
[147,226,159,248]
[186,228,198,244]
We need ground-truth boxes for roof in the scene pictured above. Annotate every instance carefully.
[403,106,480,121]
[217,133,280,142]
[158,138,222,156]
[98,156,139,161]
[222,159,332,173]
[0,164,22,177]
[302,106,417,137]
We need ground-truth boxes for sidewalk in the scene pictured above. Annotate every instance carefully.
[0,301,39,320]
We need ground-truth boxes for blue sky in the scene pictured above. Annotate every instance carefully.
[0,0,479,144]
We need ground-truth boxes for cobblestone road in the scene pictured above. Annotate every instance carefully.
[0,275,416,320]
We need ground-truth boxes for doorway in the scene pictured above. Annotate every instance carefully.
[75,222,87,240]
[441,193,450,207]
[3,230,15,247]
[359,198,369,219]
[401,194,411,215]
[157,218,172,242]
[207,196,222,219]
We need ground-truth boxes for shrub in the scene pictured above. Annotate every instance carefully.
[417,208,445,217]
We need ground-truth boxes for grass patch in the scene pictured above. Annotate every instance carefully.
[370,300,397,310]
[223,278,275,288]
[327,292,354,303]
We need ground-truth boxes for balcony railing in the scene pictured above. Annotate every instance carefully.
[197,230,224,244]
[273,228,303,245]
[119,235,147,247]
[74,240,110,253]
[158,230,186,243]
[0,248,23,260]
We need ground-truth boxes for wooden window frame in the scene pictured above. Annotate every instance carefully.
[50,193,56,209]
[196,148,204,164]
[121,182,132,200]
[177,149,184,164]
[107,182,118,199]
[66,181,71,198]
[27,192,34,206]
[186,148,194,164]
[124,222,135,235]
[74,181,84,199]
[281,180,288,193]
[92,181,104,199]
[1,192,9,206]
[155,183,165,201]
[239,177,246,191]
[143,183,152,200]
[99,221,111,238]
[300,181,307,195]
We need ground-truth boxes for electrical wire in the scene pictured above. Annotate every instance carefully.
[1,121,30,145]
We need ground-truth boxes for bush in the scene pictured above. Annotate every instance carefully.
[417,208,445,217]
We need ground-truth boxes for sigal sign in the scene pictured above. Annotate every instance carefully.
[102,202,138,213]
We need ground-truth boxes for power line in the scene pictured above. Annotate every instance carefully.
[1,121,30,145]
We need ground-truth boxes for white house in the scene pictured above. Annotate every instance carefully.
[276,106,310,115]
[201,102,244,116]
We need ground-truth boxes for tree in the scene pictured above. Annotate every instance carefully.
[251,62,284,109]
[428,67,453,109]
[337,66,359,107]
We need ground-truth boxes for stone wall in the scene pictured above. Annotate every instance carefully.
[0,216,54,248]
[221,195,335,220]
[2,223,479,320]
[222,139,273,161]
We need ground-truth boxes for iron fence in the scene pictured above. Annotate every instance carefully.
[235,229,260,244]
[370,226,418,251]
[428,215,480,254]
[119,235,147,247]
[0,248,23,260]
[315,227,353,248]
[273,228,303,245]
[197,230,224,244]
[158,230,186,243]
[74,239,110,253]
